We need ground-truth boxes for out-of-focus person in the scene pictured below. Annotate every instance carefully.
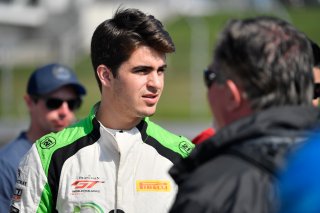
[191,128,215,145]
[311,40,320,107]
[169,16,318,213]
[277,39,320,213]
[277,131,320,213]
[0,63,86,213]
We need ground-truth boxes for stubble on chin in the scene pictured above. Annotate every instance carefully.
[138,105,157,118]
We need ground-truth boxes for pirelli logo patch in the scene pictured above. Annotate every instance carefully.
[136,180,171,192]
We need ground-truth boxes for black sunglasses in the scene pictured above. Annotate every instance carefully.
[314,83,320,99]
[203,69,217,88]
[33,96,82,111]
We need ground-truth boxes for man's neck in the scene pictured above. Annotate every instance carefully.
[96,105,142,130]
[25,127,46,143]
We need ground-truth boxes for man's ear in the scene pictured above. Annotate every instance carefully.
[24,95,34,111]
[225,79,243,111]
[97,65,113,87]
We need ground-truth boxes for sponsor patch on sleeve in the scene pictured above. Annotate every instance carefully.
[10,205,19,213]
[39,136,56,149]
[12,188,23,202]
[179,141,193,155]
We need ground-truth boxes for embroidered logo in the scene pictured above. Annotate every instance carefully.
[74,202,104,213]
[136,180,171,192]
[72,180,104,189]
[179,141,193,155]
[9,206,19,213]
[71,177,105,195]
[39,136,56,149]
[53,66,71,80]
[12,188,23,202]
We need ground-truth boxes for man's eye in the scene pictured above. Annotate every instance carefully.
[158,68,166,73]
[134,69,147,74]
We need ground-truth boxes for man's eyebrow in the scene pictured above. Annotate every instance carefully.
[132,64,167,71]
[160,64,167,69]
[156,64,167,70]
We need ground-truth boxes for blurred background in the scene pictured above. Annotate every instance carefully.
[1,0,320,145]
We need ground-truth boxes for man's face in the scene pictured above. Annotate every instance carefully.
[28,85,79,135]
[205,62,252,130]
[205,63,228,130]
[313,67,320,107]
[109,45,166,119]
[207,79,229,131]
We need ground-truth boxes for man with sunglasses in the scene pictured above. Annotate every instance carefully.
[10,8,194,212]
[169,16,319,213]
[0,63,86,213]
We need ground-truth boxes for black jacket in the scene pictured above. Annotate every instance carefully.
[169,106,320,213]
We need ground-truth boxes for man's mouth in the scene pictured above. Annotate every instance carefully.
[142,94,159,105]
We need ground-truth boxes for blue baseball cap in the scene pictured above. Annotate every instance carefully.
[27,63,86,96]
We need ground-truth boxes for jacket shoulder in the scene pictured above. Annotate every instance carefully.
[35,115,95,176]
[144,118,195,158]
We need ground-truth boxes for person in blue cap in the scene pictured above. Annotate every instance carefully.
[0,63,86,213]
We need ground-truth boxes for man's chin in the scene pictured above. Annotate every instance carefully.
[52,126,66,133]
[139,108,157,118]
[146,112,156,117]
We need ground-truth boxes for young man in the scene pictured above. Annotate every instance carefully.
[169,16,318,213]
[0,63,86,213]
[10,8,194,212]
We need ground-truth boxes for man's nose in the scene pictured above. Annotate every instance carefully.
[147,71,162,89]
[57,101,73,115]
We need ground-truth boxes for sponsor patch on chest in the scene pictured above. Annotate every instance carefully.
[71,176,105,195]
[136,180,171,192]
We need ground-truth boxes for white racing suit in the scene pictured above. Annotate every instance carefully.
[10,106,194,212]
